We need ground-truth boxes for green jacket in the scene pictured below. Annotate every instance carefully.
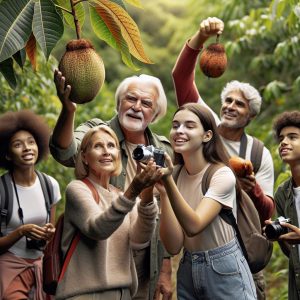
[275,177,300,300]
[50,115,173,300]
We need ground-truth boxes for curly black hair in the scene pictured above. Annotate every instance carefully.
[273,111,300,141]
[0,110,51,170]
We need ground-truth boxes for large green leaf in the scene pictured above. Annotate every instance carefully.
[0,0,34,62]
[56,0,85,30]
[32,0,64,60]
[90,5,139,70]
[0,58,17,89]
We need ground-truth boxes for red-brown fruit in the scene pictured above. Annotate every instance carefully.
[199,43,227,78]
[229,156,254,177]
[58,39,105,104]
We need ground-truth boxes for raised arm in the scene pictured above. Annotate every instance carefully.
[52,69,77,150]
[172,17,224,107]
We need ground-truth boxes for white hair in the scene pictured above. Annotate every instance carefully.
[220,80,262,116]
[115,74,167,123]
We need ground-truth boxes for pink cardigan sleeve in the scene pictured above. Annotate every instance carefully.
[172,42,202,106]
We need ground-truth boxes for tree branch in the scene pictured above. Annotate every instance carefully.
[70,0,81,39]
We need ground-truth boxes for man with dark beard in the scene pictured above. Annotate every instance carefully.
[50,71,173,300]
[172,16,274,300]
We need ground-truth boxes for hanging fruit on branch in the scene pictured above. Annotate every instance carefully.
[58,39,105,104]
[0,0,153,92]
[199,36,227,78]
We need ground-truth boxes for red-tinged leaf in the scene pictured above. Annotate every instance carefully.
[25,33,37,71]
[90,0,152,64]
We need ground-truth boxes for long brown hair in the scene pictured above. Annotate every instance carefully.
[173,103,230,166]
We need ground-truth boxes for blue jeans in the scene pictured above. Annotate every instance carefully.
[177,238,257,300]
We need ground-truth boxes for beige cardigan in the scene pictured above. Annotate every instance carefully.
[55,179,157,300]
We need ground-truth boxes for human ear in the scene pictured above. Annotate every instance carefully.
[203,130,213,143]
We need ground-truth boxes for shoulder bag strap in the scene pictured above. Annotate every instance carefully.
[58,177,100,282]
[251,137,264,174]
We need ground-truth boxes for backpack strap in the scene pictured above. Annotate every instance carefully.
[36,171,54,219]
[200,164,249,261]
[0,174,14,231]
[239,134,264,174]
[219,208,248,261]
[0,175,7,237]
[172,165,183,184]
[239,133,247,159]
[251,137,264,174]
[201,164,224,195]
[58,177,100,283]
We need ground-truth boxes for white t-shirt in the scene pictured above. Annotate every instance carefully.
[198,96,274,198]
[177,165,236,251]
[3,175,61,259]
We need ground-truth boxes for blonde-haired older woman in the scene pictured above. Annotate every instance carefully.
[55,125,160,300]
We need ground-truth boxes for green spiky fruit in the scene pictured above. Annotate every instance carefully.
[58,39,105,104]
[199,43,227,78]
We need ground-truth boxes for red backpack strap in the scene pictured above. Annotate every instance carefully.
[58,178,100,282]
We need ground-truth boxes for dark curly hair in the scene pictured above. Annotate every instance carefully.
[0,110,51,170]
[273,111,300,141]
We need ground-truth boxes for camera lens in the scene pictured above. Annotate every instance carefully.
[132,147,145,161]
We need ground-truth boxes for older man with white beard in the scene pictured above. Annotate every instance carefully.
[50,71,173,300]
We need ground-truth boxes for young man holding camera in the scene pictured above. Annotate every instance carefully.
[50,71,173,300]
[272,110,300,300]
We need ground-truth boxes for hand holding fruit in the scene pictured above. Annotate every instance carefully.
[198,17,227,78]
[229,157,256,193]
[229,156,254,177]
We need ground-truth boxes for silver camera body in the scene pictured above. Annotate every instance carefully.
[132,144,165,167]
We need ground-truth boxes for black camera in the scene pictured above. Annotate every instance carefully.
[26,237,46,250]
[265,216,291,240]
[132,144,165,167]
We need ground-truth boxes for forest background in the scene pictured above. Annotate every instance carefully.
[1,0,299,299]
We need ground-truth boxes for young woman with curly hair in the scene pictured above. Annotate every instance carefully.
[0,110,61,300]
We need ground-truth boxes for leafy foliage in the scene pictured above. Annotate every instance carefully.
[0,0,152,88]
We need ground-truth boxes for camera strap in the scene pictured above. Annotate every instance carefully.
[11,172,49,225]
[11,174,25,226]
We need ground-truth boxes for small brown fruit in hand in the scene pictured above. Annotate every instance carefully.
[229,156,254,177]
[199,43,227,78]
[58,39,105,104]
